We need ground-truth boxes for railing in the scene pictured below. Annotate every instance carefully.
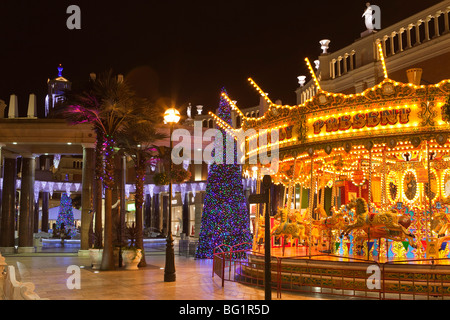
[212,243,253,287]
[298,80,319,105]
[325,0,450,81]
[376,1,450,58]
[381,257,450,300]
[272,254,383,299]
[213,247,450,300]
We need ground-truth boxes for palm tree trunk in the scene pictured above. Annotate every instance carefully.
[101,134,116,270]
[101,188,115,270]
[136,161,146,267]
[94,129,104,248]
[94,179,103,247]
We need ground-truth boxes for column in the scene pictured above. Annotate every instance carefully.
[390,32,396,55]
[194,191,203,239]
[433,13,441,38]
[343,54,348,74]
[337,57,342,77]
[154,193,161,233]
[144,194,152,229]
[42,191,49,232]
[415,21,422,46]
[406,25,413,49]
[41,156,51,232]
[0,155,17,253]
[18,155,36,253]
[398,28,404,52]
[444,10,450,34]
[162,194,168,235]
[424,17,431,42]
[79,144,95,252]
[33,196,39,233]
[349,51,355,71]
[33,156,40,232]
[330,60,335,79]
[182,193,189,236]
[382,36,388,55]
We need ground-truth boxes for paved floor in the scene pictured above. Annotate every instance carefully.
[2,252,331,301]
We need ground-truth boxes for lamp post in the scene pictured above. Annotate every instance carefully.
[163,107,180,282]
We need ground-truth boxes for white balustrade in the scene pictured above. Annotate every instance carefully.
[323,1,450,81]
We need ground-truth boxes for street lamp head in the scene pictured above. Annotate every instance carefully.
[164,108,181,124]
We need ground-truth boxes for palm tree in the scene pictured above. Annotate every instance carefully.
[58,70,145,270]
[117,115,166,267]
[53,79,104,250]
[94,127,104,248]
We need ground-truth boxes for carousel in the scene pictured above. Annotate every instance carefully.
[212,44,450,298]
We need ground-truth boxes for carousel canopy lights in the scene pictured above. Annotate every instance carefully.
[305,57,321,91]
[248,78,273,106]
[221,92,245,118]
[377,42,389,79]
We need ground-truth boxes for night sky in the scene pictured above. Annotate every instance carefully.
[0,0,443,117]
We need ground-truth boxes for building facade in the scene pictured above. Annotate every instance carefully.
[0,68,259,255]
[296,1,450,102]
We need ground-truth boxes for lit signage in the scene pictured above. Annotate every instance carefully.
[312,108,411,135]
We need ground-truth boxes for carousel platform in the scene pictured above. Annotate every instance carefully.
[236,246,450,299]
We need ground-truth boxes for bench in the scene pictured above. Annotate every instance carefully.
[1,265,47,300]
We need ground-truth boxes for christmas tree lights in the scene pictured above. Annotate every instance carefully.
[195,89,252,259]
[56,193,76,237]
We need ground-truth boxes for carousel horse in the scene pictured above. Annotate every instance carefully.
[270,207,308,248]
[431,209,450,237]
[288,209,306,224]
[313,205,350,232]
[293,209,318,245]
[313,206,328,220]
[430,209,450,248]
[341,197,416,248]
[311,205,350,249]
[256,220,265,246]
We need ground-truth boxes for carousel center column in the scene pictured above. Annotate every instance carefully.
[0,152,18,254]
[18,154,36,253]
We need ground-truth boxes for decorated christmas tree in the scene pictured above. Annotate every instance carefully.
[56,193,76,237]
[195,89,252,259]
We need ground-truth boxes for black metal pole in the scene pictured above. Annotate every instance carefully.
[164,124,176,282]
[263,175,272,300]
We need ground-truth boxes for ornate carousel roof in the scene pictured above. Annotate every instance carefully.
[210,44,450,195]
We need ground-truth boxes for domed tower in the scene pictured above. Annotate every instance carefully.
[45,64,71,117]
